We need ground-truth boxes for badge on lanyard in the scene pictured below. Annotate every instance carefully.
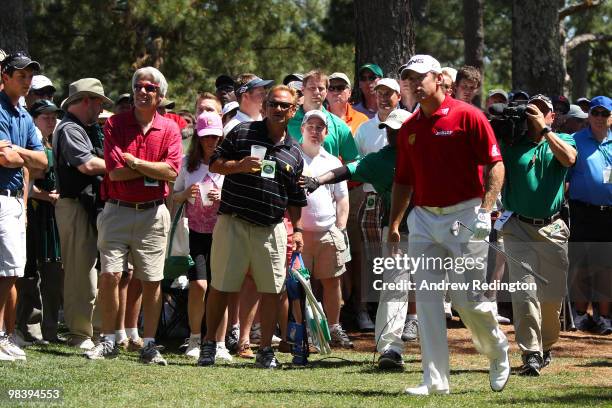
[261,159,276,179]
[365,195,376,210]
[604,166,612,184]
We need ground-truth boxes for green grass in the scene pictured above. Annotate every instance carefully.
[0,342,610,407]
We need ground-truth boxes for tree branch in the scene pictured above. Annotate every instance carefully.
[567,33,612,51]
[559,0,604,20]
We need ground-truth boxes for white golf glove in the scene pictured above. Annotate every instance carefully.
[471,208,491,240]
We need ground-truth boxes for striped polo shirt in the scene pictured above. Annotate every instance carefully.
[210,119,307,226]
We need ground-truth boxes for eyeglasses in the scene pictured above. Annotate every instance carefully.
[328,85,348,92]
[359,75,377,82]
[266,100,294,110]
[133,82,159,93]
[304,124,325,133]
[590,109,610,118]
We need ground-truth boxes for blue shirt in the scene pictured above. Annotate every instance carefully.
[568,126,612,205]
[0,91,43,190]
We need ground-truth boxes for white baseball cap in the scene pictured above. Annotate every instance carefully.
[302,109,328,127]
[221,101,239,116]
[401,54,442,75]
[378,109,411,130]
[30,75,55,92]
[374,78,400,94]
[328,72,351,88]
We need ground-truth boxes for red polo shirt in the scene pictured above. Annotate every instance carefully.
[103,109,182,202]
[394,96,501,207]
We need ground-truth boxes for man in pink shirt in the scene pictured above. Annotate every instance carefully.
[86,67,182,365]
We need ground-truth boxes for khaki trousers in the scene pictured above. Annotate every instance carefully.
[55,198,98,341]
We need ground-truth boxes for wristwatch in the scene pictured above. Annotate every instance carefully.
[540,126,552,136]
[129,158,139,169]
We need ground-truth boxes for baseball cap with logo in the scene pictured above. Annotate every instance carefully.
[359,63,384,78]
[566,104,588,120]
[30,75,56,92]
[589,96,612,112]
[215,75,235,89]
[235,76,274,96]
[328,72,351,88]
[196,111,223,137]
[61,78,113,110]
[221,101,239,117]
[528,94,553,111]
[28,99,60,117]
[283,73,303,86]
[374,78,401,94]
[487,89,508,102]
[1,52,40,72]
[302,109,328,127]
[378,109,411,130]
[402,55,442,75]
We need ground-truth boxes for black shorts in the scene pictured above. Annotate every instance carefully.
[187,230,212,282]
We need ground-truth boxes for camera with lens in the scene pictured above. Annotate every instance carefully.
[488,103,528,145]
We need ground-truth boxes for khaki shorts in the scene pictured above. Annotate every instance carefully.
[211,214,287,294]
[301,226,347,280]
[97,202,170,282]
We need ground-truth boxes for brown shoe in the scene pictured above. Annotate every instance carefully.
[238,342,255,359]
[127,338,144,352]
[117,339,129,351]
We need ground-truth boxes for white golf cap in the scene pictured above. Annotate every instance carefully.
[374,78,400,94]
[302,109,328,127]
[30,75,55,92]
[378,109,411,130]
[221,101,239,116]
[328,72,351,88]
[401,54,442,75]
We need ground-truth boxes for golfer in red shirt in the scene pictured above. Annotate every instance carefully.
[388,55,510,395]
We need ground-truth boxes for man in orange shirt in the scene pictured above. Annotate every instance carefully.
[326,72,369,135]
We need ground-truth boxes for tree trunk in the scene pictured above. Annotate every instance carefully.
[463,0,485,107]
[569,42,590,100]
[0,0,28,53]
[511,1,564,95]
[354,0,415,81]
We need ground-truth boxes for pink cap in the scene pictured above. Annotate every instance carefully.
[196,111,223,137]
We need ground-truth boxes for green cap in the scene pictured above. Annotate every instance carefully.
[359,63,383,78]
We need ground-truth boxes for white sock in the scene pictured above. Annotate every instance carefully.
[190,333,201,341]
[216,341,226,348]
[103,334,116,345]
[125,328,140,340]
[0,331,5,337]
[407,314,417,321]
[328,323,340,331]
[115,329,127,343]
[143,337,155,347]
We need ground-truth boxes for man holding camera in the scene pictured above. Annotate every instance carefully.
[498,94,576,376]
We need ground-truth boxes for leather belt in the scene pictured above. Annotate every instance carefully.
[107,198,164,210]
[0,189,23,198]
[513,212,561,226]
[570,199,612,212]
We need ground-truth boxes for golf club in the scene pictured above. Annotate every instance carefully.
[451,220,549,285]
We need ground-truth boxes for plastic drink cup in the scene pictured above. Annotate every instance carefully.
[250,145,267,160]
[199,182,213,206]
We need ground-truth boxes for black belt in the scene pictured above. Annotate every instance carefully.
[570,199,612,212]
[107,198,164,210]
[0,189,23,198]
[513,212,561,226]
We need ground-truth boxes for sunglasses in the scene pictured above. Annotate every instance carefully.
[590,109,610,118]
[266,100,294,110]
[359,75,377,82]
[31,89,54,98]
[133,82,159,93]
[328,85,348,92]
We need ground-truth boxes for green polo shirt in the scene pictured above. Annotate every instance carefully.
[347,145,395,210]
[501,132,576,218]
[288,106,359,162]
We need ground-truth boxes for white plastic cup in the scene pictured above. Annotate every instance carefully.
[250,145,267,160]
[198,182,213,206]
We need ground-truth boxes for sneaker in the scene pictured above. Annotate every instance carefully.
[489,351,510,391]
[0,335,26,361]
[271,334,282,345]
[404,384,449,396]
[178,338,190,352]
[595,315,612,335]
[378,349,404,370]
[574,311,594,332]
[127,338,144,352]
[11,331,33,348]
[225,325,240,354]
[330,325,353,349]
[250,323,262,344]
[491,302,511,324]
[444,302,453,320]
[140,342,167,366]
[518,352,542,376]
[69,337,95,350]
[238,342,255,359]
[401,319,419,342]
[255,346,279,369]
[0,345,15,361]
[542,350,552,369]
[197,340,217,366]
[117,339,130,351]
[185,337,201,359]
[85,340,118,360]
[216,343,233,361]
[356,310,374,331]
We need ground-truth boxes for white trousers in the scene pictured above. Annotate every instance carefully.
[408,202,508,392]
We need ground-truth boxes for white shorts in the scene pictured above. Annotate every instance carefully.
[0,195,26,277]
